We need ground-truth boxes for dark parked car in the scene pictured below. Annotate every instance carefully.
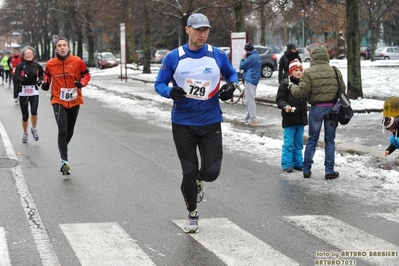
[135,50,144,64]
[360,46,370,60]
[253,45,278,78]
[95,52,118,69]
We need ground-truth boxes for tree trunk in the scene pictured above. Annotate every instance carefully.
[260,5,267,46]
[86,23,95,67]
[346,0,363,99]
[143,0,151,74]
[234,2,245,32]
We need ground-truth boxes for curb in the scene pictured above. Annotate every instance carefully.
[129,76,383,114]
[97,76,387,162]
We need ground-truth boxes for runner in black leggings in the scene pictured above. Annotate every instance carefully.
[13,46,44,143]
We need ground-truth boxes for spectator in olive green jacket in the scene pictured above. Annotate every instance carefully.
[290,45,346,180]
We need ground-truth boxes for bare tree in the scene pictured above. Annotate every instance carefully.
[360,0,397,61]
[346,0,362,99]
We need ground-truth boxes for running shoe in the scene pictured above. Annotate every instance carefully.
[22,132,28,143]
[183,211,199,234]
[31,128,39,141]
[197,180,204,203]
[60,160,70,174]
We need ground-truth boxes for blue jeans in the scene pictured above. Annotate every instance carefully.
[304,105,336,174]
[281,125,304,170]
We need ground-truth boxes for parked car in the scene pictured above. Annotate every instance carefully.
[218,46,231,60]
[360,46,370,60]
[151,49,169,63]
[82,54,89,65]
[305,42,348,61]
[275,50,284,64]
[95,52,118,69]
[374,46,399,60]
[269,45,283,54]
[296,47,305,62]
[135,50,144,64]
[323,42,343,59]
[253,45,278,78]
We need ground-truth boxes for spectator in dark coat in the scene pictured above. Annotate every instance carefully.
[278,43,302,84]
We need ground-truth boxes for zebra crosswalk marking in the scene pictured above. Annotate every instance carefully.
[0,227,11,266]
[172,218,300,266]
[60,222,156,266]
[283,215,399,266]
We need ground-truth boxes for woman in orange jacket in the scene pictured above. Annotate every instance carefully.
[42,37,91,175]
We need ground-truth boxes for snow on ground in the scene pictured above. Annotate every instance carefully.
[85,60,399,209]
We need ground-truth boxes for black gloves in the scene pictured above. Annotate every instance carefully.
[74,78,83,88]
[219,82,236,101]
[41,83,50,91]
[170,86,186,101]
[36,79,43,86]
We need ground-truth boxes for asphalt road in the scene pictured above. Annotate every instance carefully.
[0,76,398,266]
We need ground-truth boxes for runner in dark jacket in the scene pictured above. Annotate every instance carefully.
[13,46,44,143]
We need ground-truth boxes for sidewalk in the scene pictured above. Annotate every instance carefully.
[89,66,394,165]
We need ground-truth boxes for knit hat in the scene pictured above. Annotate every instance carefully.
[244,42,254,51]
[287,43,296,51]
[382,116,396,130]
[289,59,302,76]
[54,37,69,47]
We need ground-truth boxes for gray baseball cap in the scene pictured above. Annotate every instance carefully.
[187,13,212,29]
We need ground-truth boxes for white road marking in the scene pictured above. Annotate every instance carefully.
[60,222,156,266]
[172,218,300,266]
[283,215,399,266]
[0,121,60,266]
[0,227,11,266]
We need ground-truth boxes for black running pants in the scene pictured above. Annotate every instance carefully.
[172,122,223,212]
[53,104,80,161]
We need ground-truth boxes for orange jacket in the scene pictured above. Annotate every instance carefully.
[44,55,90,108]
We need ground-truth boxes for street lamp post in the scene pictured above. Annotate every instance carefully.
[301,9,305,47]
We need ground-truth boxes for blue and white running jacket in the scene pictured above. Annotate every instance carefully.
[154,43,238,126]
